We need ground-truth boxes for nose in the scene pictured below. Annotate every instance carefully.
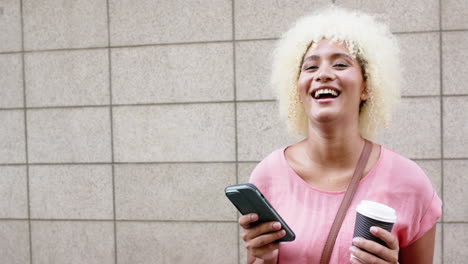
[315,66,335,82]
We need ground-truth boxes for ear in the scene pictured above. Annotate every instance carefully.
[360,82,369,101]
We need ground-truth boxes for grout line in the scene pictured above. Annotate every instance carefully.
[1,28,468,56]
[231,1,241,263]
[438,28,468,32]
[3,94,468,112]
[6,217,468,224]
[0,218,239,223]
[18,0,33,263]
[0,40,234,55]
[0,161,239,166]
[2,29,468,56]
[4,158,468,167]
[439,0,444,262]
[105,1,118,263]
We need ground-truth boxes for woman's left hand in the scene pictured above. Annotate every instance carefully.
[349,226,399,264]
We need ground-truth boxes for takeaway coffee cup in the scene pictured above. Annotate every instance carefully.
[353,200,397,248]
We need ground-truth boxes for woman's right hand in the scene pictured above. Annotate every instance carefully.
[239,213,286,263]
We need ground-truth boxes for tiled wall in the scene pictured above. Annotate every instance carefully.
[0,0,467,263]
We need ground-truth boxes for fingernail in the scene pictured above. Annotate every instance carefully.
[349,246,356,253]
[352,237,362,244]
[279,230,286,236]
[272,222,281,229]
[250,214,258,221]
[370,226,378,233]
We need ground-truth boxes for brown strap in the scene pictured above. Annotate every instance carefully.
[319,140,373,264]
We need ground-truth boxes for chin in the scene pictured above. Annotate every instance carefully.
[310,111,338,123]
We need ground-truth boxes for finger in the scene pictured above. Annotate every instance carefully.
[370,226,399,250]
[246,229,286,250]
[239,214,258,229]
[249,242,280,260]
[350,254,366,264]
[350,246,385,264]
[242,221,283,241]
[352,237,396,263]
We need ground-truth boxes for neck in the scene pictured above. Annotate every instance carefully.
[303,120,366,169]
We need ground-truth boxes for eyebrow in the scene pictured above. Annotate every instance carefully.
[302,53,354,63]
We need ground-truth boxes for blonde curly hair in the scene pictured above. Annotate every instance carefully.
[271,6,401,139]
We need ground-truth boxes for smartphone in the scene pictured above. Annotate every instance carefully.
[225,183,295,242]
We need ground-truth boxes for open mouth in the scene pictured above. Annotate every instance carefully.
[311,88,340,100]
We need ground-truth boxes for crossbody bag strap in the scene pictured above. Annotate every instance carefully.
[319,140,373,264]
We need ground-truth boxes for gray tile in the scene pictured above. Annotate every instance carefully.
[442,32,468,95]
[237,101,304,161]
[414,160,442,200]
[27,107,111,163]
[434,223,442,264]
[0,110,25,163]
[234,0,331,39]
[236,163,258,264]
[117,222,237,264]
[376,97,441,159]
[30,165,113,219]
[442,0,468,30]
[31,221,114,264]
[443,96,468,158]
[111,43,233,104]
[236,40,276,100]
[115,163,236,221]
[0,0,21,52]
[335,0,439,32]
[25,49,109,107]
[397,33,440,96]
[0,221,30,264]
[238,162,257,184]
[444,223,468,263]
[0,54,23,108]
[0,166,27,218]
[113,104,235,162]
[23,0,108,50]
[443,160,468,221]
[239,227,247,264]
[109,0,232,46]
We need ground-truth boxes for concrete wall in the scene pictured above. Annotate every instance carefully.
[0,0,467,263]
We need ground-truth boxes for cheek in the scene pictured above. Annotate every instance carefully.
[297,74,312,93]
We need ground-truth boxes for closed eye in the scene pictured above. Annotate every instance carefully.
[304,65,318,71]
[334,63,349,68]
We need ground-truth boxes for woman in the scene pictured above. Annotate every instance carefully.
[239,7,442,264]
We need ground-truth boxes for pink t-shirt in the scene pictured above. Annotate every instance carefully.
[249,145,442,264]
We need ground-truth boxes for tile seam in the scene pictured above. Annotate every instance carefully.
[18,0,33,263]
[3,158,468,167]
[1,218,239,223]
[105,1,118,263]
[232,0,241,263]
[4,94,468,111]
[2,28,467,56]
[439,0,444,262]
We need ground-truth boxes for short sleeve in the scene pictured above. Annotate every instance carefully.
[248,148,285,198]
[248,156,272,194]
[407,190,442,246]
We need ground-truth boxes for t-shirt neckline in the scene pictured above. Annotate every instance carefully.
[281,144,384,195]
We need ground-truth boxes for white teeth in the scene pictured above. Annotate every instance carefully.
[313,88,338,98]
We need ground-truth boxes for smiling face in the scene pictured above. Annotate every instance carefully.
[297,39,368,127]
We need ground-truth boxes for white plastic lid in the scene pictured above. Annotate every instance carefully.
[356,200,397,223]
